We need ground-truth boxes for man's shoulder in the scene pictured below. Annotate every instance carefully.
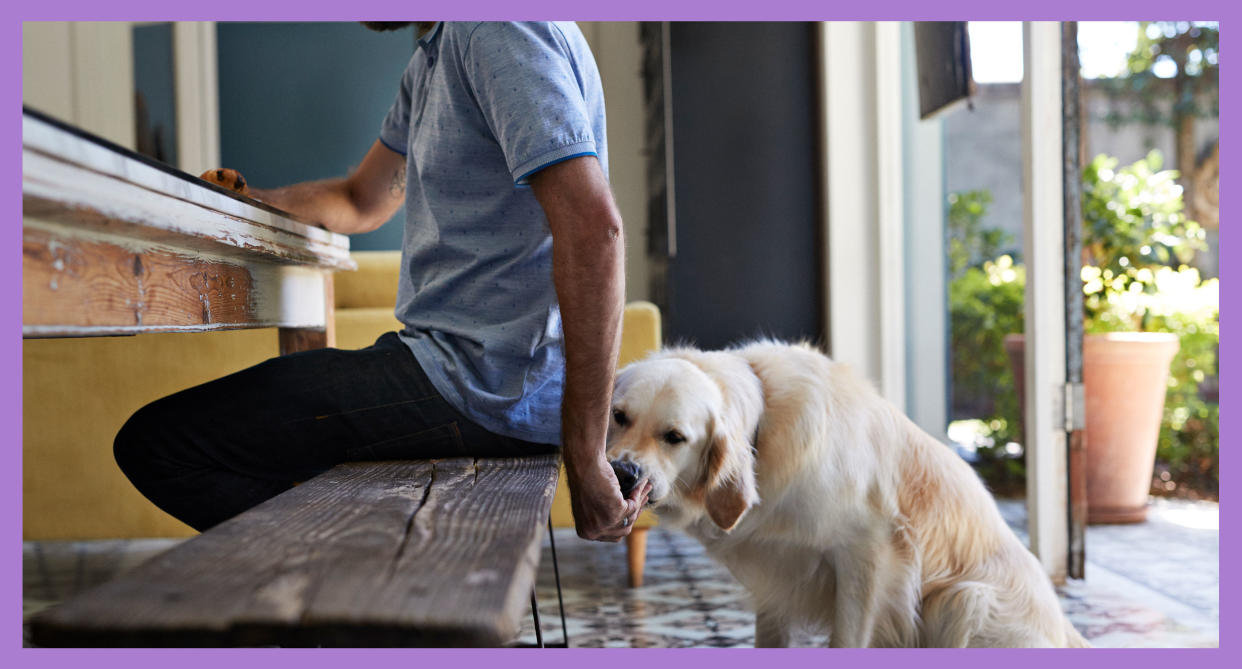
[444,22,584,57]
[445,21,569,36]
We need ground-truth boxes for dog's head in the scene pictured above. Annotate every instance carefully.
[606,351,762,532]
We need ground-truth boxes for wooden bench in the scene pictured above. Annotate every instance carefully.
[29,455,561,647]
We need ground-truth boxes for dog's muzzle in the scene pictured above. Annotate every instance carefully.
[610,459,643,497]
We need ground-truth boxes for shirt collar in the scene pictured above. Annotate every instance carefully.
[417,22,443,51]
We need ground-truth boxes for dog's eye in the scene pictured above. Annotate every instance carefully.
[613,409,630,427]
[664,430,686,445]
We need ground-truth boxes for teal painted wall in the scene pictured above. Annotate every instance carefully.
[217,22,414,251]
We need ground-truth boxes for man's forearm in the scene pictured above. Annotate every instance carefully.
[251,179,376,234]
[538,159,626,473]
[247,139,407,235]
[555,207,625,477]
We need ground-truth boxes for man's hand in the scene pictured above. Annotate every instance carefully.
[530,155,636,542]
[566,454,652,542]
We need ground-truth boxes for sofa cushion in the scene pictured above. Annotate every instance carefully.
[334,307,404,351]
[334,251,402,310]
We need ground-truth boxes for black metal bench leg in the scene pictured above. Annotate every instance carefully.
[548,516,569,646]
[530,589,544,648]
[524,517,568,648]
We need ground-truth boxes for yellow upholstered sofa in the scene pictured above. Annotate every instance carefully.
[24,250,659,585]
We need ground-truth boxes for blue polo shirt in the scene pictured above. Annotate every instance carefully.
[379,21,608,445]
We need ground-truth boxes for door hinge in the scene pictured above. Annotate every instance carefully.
[1056,382,1086,432]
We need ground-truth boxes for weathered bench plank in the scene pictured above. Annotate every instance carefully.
[29,455,560,647]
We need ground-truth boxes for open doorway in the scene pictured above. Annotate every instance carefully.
[942,20,1218,646]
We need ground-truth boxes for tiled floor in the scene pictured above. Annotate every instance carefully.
[24,497,1218,648]
[995,497,1218,648]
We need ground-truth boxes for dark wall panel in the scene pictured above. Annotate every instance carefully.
[666,22,822,350]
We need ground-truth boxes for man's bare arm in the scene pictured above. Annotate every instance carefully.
[531,155,650,542]
[248,139,407,235]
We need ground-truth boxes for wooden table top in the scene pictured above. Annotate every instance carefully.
[22,108,356,338]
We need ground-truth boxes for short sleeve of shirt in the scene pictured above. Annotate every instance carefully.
[461,22,598,184]
[379,63,414,156]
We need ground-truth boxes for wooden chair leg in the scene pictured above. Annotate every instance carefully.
[626,527,649,588]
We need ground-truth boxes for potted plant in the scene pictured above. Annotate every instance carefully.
[1005,150,1208,523]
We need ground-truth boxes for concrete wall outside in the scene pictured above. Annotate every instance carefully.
[943,82,1219,275]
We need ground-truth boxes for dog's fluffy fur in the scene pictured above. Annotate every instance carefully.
[606,341,1090,648]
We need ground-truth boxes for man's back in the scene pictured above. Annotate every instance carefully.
[381,22,608,446]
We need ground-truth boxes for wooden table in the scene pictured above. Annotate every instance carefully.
[22,108,355,351]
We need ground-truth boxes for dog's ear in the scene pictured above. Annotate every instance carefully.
[702,419,759,532]
[706,472,755,532]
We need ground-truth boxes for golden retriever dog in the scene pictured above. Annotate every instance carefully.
[606,340,1090,648]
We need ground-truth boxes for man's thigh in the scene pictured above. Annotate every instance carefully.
[139,332,493,481]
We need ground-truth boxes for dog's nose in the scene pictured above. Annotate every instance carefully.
[610,459,642,497]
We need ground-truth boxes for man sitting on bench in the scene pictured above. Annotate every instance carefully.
[114,21,651,543]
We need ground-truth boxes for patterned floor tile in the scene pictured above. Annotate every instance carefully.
[24,498,1217,648]
[517,499,1217,647]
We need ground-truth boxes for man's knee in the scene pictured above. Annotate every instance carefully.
[113,400,175,482]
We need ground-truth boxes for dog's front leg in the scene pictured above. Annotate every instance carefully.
[828,549,881,648]
[755,608,790,648]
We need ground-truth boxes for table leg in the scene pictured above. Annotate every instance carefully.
[279,273,336,354]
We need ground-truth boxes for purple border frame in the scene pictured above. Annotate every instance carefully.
[3,1,1234,667]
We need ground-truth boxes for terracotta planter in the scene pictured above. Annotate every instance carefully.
[1004,333,1179,524]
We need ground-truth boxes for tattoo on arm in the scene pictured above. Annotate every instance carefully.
[390,163,407,197]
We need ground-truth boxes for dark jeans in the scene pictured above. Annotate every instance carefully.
[114,331,557,531]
